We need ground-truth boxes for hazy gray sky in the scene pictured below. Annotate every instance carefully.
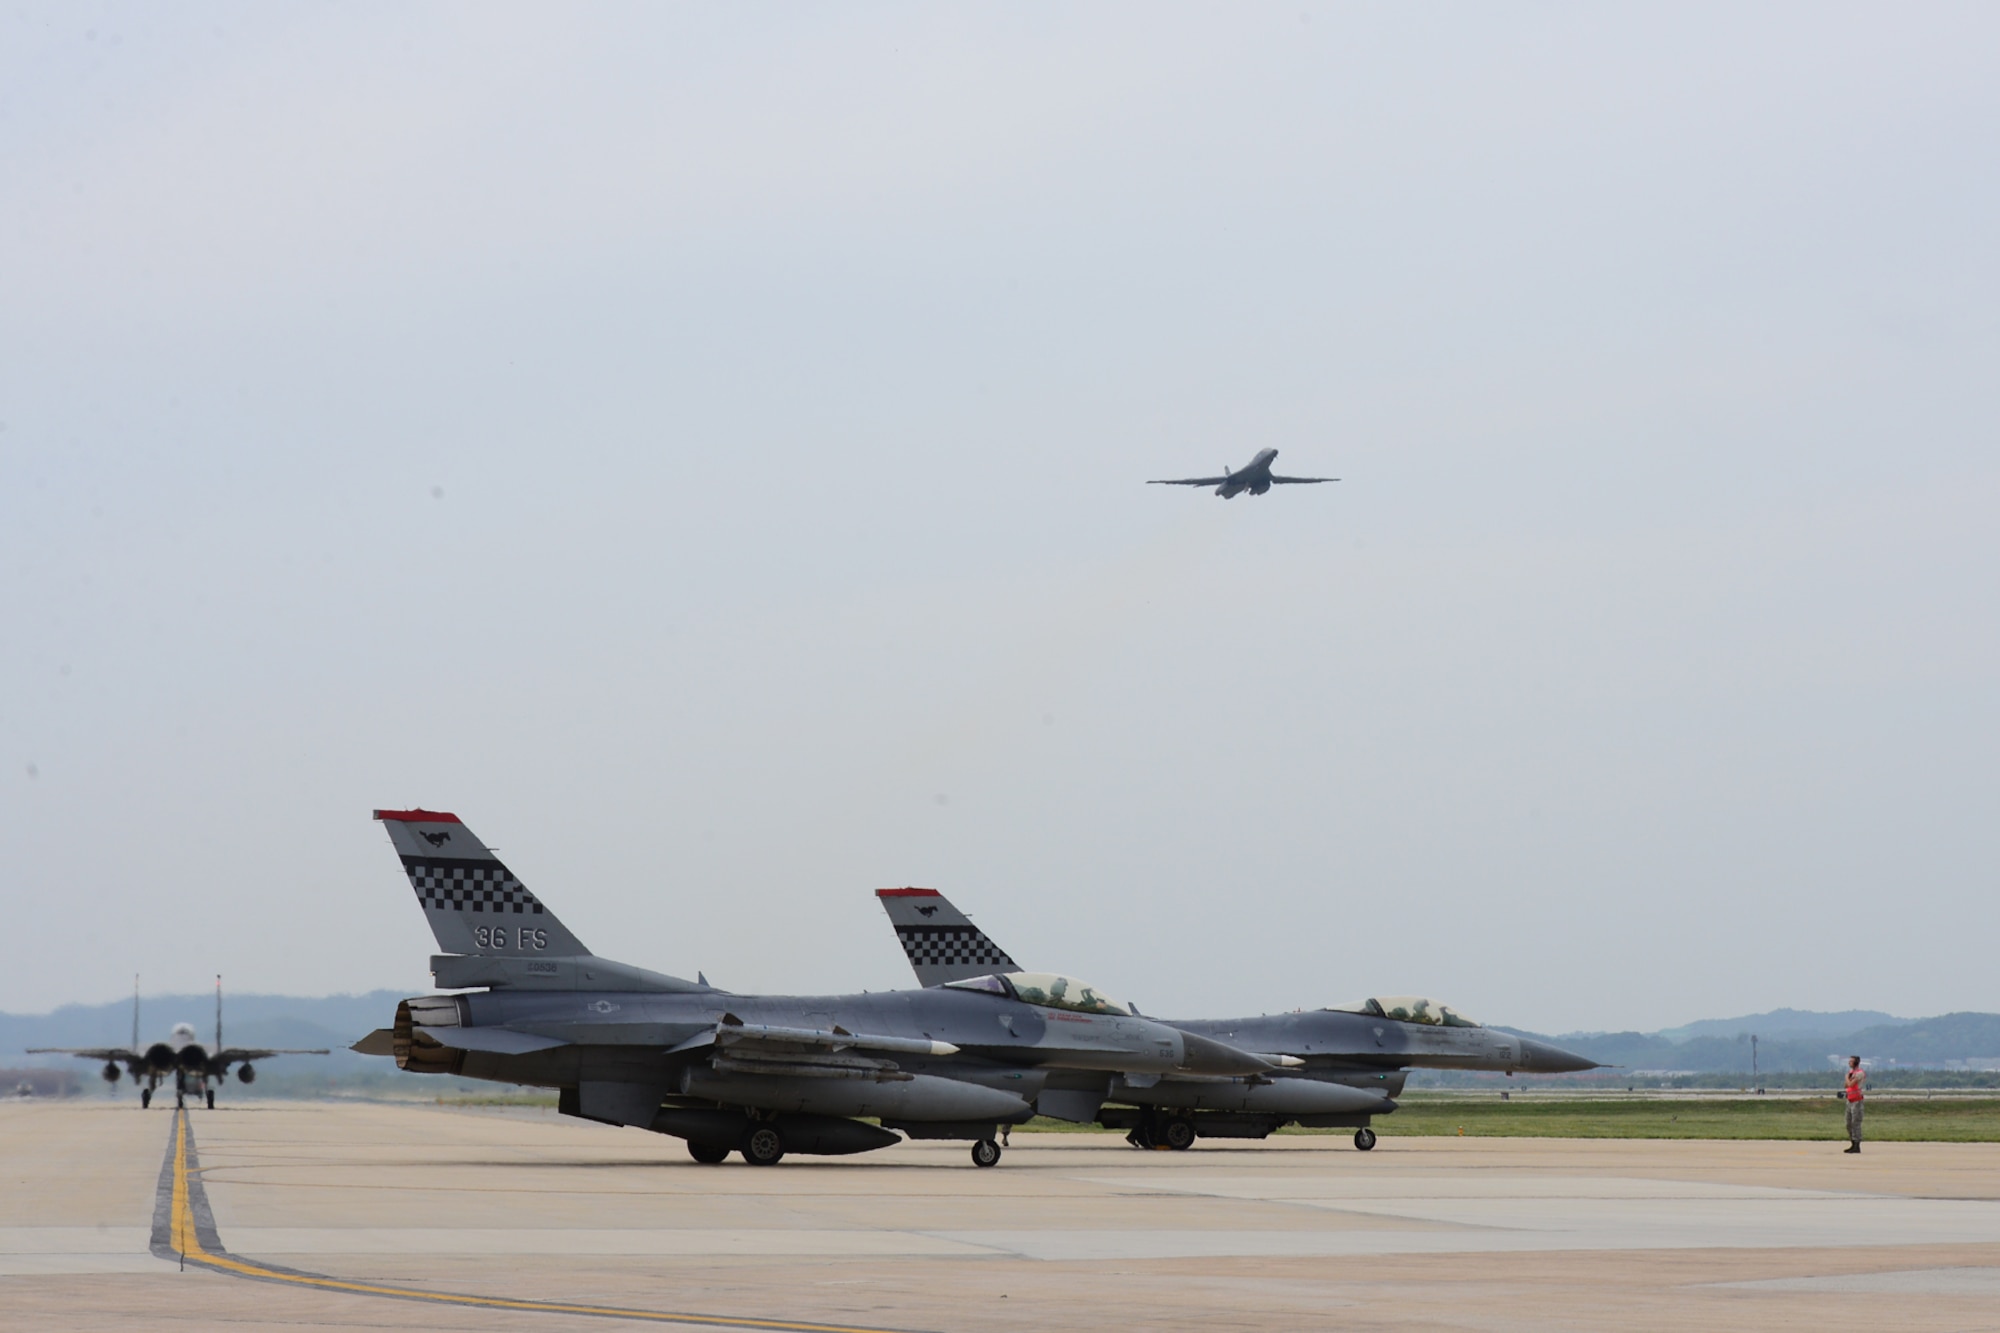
[5,4,1995,1033]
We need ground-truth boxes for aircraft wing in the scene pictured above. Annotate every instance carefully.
[26,1047,136,1061]
[1147,476,1230,487]
[1268,474,1338,484]
[215,1047,331,1063]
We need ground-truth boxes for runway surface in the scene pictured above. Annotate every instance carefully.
[6,1098,2000,1331]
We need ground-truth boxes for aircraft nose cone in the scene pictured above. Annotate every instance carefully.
[1176,1030,1277,1077]
[1516,1036,1599,1074]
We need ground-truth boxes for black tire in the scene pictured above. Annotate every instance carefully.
[140,1088,151,1109]
[205,1088,215,1110]
[971,1139,1002,1169]
[1354,1127,1378,1151]
[687,1141,730,1165]
[1161,1117,1197,1151]
[741,1125,785,1167]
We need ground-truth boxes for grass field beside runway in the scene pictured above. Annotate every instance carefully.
[1306,1096,2000,1142]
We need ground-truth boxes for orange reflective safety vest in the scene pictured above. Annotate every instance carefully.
[1846,1070,1865,1102]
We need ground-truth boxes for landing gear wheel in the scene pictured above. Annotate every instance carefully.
[687,1142,730,1164]
[1354,1127,1378,1151]
[971,1139,1002,1168]
[140,1088,151,1109]
[1161,1117,1197,1151]
[741,1125,785,1166]
[205,1088,215,1110]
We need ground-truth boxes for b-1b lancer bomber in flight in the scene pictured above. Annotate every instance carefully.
[29,976,328,1108]
[1149,448,1337,498]
[877,888,1597,1151]
[350,810,1286,1167]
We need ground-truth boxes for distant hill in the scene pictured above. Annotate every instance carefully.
[1,989,404,1058]
[1508,1009,2000,1074]
[1654,1009,1907,1044]
[1842,1013,2000,1066]
[3,988,500,1099]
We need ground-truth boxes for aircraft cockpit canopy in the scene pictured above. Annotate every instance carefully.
[1326,995,1481,1028]
[943,971,1132,1017]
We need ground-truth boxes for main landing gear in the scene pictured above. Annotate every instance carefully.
[1354,1127,1377,1151]
[205,1088,215,1110]
[1127,1113,1196,1151]
[741,1125,786,1167]
[971,1139,1002,1168]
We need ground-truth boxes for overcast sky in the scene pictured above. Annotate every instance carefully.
[5,4,1995,1034]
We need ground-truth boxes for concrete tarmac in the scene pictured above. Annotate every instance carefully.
[5,1098,2000,1331]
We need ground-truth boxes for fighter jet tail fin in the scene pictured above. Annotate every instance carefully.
[875,888,1017,986]
[375,810,592,958]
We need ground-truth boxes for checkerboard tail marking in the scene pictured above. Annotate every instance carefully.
[374,809,592,959]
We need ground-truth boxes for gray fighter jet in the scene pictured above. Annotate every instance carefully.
[1148,448,1337,498]
[877,888,1598,1150]
[30,976,328,1109]
[350,810,1285,1167]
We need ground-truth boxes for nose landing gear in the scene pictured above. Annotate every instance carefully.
[1354,1127,1377,1151]
[971,1139,1002,1168]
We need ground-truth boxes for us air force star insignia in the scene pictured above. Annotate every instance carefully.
[589,1000,620,1014]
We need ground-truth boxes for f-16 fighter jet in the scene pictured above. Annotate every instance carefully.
[1148,448,1337,498]
[350,810,1284,1168]
[30,976,328,1109]
[877,888,1598,1151]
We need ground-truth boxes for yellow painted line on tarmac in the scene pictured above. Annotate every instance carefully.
[163,1109,917,1333]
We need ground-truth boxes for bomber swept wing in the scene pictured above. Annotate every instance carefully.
[1148,448,1338,498]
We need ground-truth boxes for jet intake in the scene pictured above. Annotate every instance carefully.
[175,1043,210,1072]
[1174,1031,1279,1078]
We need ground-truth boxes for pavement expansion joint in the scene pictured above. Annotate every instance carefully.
[146,1108,929,1333]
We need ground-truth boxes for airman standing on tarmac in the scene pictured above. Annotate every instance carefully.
[1842,1056,1865,1153]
